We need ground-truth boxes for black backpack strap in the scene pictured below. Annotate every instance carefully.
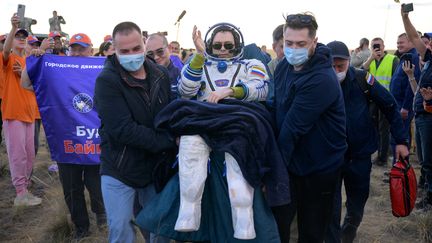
[354,68,372,102]
[354,68,377,122]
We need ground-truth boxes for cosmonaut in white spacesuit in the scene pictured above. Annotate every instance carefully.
[175,22,269,240]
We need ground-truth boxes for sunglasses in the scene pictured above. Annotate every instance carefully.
[212,42,234,50]
[146,47,165,58]
[14,35,27,41]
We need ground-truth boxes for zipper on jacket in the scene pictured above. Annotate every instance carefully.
[150,75,164,115]
[116,145,127,169]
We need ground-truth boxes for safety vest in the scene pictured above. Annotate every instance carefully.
[368,54,396,90]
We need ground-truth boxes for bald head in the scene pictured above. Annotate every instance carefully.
[146,33,170,67]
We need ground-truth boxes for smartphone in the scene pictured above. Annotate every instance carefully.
[373,43,380,50]
[17,4,25,20]
[402,3,414,13]
[401,53,413,63]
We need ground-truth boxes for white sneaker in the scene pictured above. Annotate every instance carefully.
[14,192,42,206]
[174,202,201,232]
[232,207,256,240]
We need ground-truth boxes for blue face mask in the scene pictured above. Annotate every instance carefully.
[117,52,145,72]
[284,47,309,66]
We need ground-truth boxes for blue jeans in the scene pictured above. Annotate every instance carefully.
[326,157,372,243]
[416,114,432,192]
[101,175,171,243]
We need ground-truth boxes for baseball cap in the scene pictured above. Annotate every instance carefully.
[104,35,112,42]
[69,33,92,47]
[15,28,29,37]
[327,41,350,60]
[49,31,62,38]
[27,35,41,44]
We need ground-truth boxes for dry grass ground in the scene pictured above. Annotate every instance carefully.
[0,133,431,243]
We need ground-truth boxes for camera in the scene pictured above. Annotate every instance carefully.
[17,4,25,20]
[373,43,380,50]
[402,3,414,13]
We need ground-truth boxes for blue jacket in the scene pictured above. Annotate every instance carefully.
[274,44,347,176]
[390,48,420,111]
[342,67,407,159]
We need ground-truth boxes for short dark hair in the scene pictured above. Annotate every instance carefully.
[170,41,180,46]
[371,37,384,43]
[283,13,318,38]
[359,38,369,47]
[206,25,242,56]
[112,22,141,40]
[272,24,284,43]
[398,32,408,38]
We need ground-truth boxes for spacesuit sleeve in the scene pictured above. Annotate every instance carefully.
[178,53,205,99]
[235,59,269,102]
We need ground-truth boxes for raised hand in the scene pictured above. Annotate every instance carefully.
[192,25,205,54]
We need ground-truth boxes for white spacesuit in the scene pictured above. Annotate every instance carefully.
[175,23,269,240]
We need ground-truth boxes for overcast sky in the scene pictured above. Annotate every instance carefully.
[1,0,431,50]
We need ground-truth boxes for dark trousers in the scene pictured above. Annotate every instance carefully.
[58,163,105,232]
[326,157,372,243]
[377,110,390,162]
[391,112,413,164]
[272,169,340,243]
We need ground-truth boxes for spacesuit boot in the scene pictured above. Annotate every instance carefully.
[175,135,210,232]
[225,152,256,239]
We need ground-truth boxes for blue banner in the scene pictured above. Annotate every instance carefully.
[26,55,105,164]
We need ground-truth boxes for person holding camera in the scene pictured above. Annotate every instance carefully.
[2,13,41,207]
[388,33,420,164]
[350,38,371,68]
[48,10,67,37]
[362,38,399,166]
[401,3,432,210]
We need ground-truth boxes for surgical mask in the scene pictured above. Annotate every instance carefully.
[284,47,309,66]
[336,71,347,82]
[117,52,145,71]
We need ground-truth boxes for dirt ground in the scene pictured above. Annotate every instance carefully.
[0,133,431,243]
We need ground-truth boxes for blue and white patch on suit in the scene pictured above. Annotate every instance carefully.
[215,79,230,87]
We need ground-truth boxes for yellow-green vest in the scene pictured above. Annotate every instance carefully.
[368,54,396,90]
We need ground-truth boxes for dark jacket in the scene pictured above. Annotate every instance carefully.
[154,99,290,207]
[274,44,347,176]
[342,67,407,159]
[94,55,177,188]
[415,49,432,115]
[390,48,420,111]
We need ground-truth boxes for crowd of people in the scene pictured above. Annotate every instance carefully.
[1,4,432,243]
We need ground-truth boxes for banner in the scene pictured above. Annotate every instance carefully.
[26,55,105,164]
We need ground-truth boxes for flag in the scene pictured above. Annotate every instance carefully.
[26,55,105,164]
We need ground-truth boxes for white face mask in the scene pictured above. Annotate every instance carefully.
[336,71,347,82]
